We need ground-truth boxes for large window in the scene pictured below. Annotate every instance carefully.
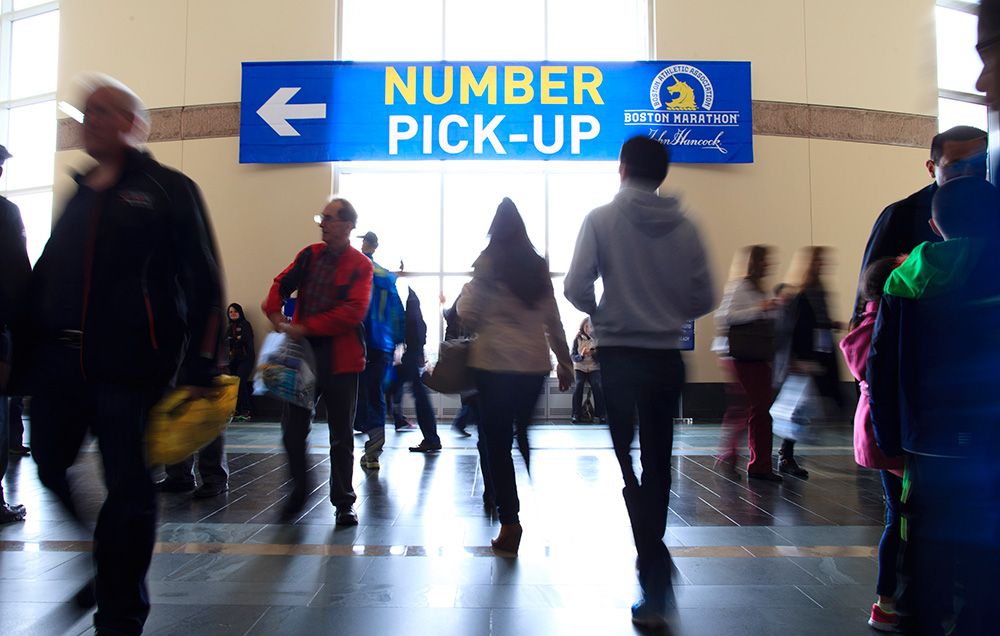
[936,1,989,132]
[0,0,59,263]
[337,0,649,371]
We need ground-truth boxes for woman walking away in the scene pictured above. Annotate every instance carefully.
[712,245,782,482]
[457,197,574,555]
[772,246,845,478]
[227,303,255,420]
[839,256,906,633]
[571,317,605,423]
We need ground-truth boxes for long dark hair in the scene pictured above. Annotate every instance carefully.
[228,303,246,322]
[473,197,550,307]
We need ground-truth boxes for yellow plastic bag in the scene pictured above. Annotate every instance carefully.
[147,375,239,466]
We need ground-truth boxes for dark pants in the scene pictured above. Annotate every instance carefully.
[600,347,684,610]
[572,369,605,420]
[31,352,160,636]
[8,396,24,447]
[452,393,479,430]
[391,355,438,444]
[280,371,358,508]
[164,434,229,486]
[719,359,774,475]
[877,470,903,598]
[229,358,253,415]
[903,454,1000,634]
[475,370,544,525]
[0,395,8,503]
[354,350,389,433]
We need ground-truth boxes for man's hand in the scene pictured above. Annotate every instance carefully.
[278,321,307,341]
[556,365,574,392]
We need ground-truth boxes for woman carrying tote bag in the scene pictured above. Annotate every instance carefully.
[711,245,782,482]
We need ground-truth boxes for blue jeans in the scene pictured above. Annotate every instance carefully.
[877,470,902,598]
[474,370,545,525]
[392,355,438,444]
[599,347,684,610]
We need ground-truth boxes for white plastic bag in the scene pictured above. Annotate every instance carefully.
[253,332,317,409]
[769,373,833,444]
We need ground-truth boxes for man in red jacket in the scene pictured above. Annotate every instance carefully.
[263,198,373,525]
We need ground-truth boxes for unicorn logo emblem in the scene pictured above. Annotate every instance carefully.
[664,77,697,110]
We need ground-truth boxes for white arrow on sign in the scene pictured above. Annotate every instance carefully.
[256,87,327,137]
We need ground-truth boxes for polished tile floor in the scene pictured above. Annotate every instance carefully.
[1,419,886,635]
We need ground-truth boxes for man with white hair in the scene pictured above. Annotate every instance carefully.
[21,79,224,635]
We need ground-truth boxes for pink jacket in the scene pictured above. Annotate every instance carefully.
[839,301,904,473]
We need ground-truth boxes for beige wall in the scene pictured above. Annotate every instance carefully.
[53,0,940,382]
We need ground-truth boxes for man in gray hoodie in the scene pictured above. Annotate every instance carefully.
[565,135,715,629]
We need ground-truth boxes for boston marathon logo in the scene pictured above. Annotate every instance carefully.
[624,64,740,154]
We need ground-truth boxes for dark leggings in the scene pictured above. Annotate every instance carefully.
[877,470,903,598]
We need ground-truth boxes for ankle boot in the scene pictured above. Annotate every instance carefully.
[491,522,523,555]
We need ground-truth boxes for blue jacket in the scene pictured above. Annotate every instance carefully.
[363,257,404,354]
[868,240,1000,458]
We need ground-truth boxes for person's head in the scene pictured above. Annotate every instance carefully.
[783,246,828,290]
[860,257,901,303]
[356,231,378,256]
[618,136,670,190]
[314,197,357,250]
[228,303,245,322]
[927,126,988,186]
[728,245,773,289]
[579,317,592,336]
[0,144,10,179]
[930,176,1000,240]
[478,197,550,307]
[978,0,1000,108]
[80,76,150,161]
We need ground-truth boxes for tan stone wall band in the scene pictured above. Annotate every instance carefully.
[56,100,937,152]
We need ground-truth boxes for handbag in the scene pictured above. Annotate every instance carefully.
[422,337,475,394]
[727,318,775,361]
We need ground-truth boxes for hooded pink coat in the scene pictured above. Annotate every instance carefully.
[839,300,904,473]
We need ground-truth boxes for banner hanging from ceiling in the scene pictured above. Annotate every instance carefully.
[239,60,752,164]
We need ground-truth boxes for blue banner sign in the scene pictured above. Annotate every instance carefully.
[240,61,752,164]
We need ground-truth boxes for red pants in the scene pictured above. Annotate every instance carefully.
[719,359,774,475]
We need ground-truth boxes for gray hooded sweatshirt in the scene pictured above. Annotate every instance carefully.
[564,182,716,349]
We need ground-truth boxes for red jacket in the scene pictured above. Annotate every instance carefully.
[263,243,373,374]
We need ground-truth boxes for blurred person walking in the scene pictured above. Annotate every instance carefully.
[398,288,441,453]
[21,79,224,634]
[0,143,30,524]
[772,246,844,479]
[354,231,405,469]
[565,136,715,629]
[457,197,573,555]
[262,197,372,526]
[712,245,782,482]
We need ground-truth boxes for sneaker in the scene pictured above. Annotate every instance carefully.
[0,502,26,524]
[868,603,900,632]
[360,457,380,470]
[631,599,669,629]
[451,424,472,438]
[395,421,417,431]
[8,445,30,456]
[748,471,783,482]
[409,440,442,453]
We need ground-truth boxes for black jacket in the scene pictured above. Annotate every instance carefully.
[402,288,426,366]
[0,196,30,366]
[853,184,938,322]
[24,149,223,389]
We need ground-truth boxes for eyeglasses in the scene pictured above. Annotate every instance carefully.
[314,214,349,225]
